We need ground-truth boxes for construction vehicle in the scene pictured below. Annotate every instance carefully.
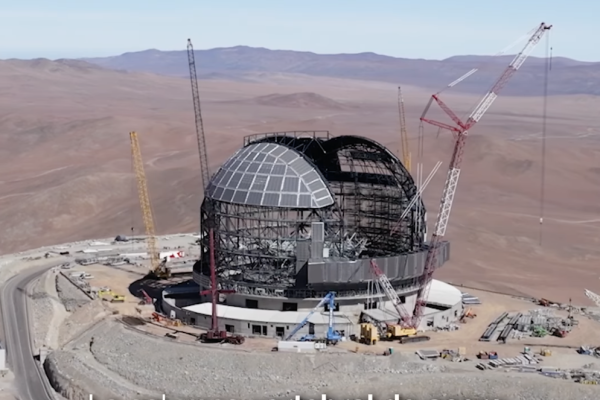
[540,349,552,357]
[405,22,552,329]
[397,86,411,173]
[460,308,477,323]
[285,292,343,345]
[129,131,170,279]
[384,325,417,340]
[98,289,126,303]
[368,261,412,327]
[552,327,568,338]
[359,323,379,345]
[383,324,430,344]
[198,229,243,345]
[110,294,125,303]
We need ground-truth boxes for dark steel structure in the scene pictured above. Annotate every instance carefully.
[195,131,449,298]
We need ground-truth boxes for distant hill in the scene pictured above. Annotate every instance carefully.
[229,92,353,110]
[81,46,600,96]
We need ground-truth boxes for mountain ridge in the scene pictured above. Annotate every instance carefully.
[76,45,600,96]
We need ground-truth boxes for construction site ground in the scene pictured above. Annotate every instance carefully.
[64,261,600,362]
[5,241,600,399]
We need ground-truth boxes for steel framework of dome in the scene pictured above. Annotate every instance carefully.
[198,131,427,295]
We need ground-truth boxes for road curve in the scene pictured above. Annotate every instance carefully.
[1,264,55,400]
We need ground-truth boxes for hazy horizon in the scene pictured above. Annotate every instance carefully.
[1,0,598,61]
[2,44,597,64]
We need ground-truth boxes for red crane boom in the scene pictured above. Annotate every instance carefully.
[187,39,210,191]
[412,22,552,328]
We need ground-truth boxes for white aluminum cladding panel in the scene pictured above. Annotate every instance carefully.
[311,222,325,242]
[205,142,335,209]
[305,241,450,285]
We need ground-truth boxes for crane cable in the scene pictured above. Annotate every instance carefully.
[539,32,552,246]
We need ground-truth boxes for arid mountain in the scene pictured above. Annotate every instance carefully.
[226,92,353,110]
[82,46,600,96]
[1,58,600,302]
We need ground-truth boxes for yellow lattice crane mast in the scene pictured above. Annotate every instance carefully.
[397,86,412,173]
[129,131,170,279]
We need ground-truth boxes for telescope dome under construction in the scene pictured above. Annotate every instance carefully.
[193,131,450,300]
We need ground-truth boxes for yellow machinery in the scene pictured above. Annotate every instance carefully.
[359,323,379,345]
[129,131,170,279]
[111,294,126,303]
[397,86,411,173]
[384,325,417,340]
[98,289,126,303]
[540,349,552,356]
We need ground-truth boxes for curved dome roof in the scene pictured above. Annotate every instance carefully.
[205,141,335,208]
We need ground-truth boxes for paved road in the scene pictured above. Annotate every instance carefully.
[1,264,55,400]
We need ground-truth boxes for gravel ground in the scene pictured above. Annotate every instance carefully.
[30,274,55,349]
[44,349,159,400]
[63,320,599,400]
[55,273,90,312]
[58,300,107,346]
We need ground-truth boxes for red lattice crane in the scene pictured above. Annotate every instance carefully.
[187,39,210,191]
[411,22,552,328]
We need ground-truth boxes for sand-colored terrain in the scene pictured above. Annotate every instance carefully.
[1,58,600,305]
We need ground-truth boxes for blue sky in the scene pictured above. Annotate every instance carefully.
[0,0,596,61]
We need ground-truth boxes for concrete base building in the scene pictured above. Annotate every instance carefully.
[162,279,463,338]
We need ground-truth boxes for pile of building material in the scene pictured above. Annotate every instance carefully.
[480,309,576,342]
[416,349,439,360]
[440,347,467,362]
[476,351,540,371]
[462,292,481,305]
[577,346,600,356]
[479,312,509,342]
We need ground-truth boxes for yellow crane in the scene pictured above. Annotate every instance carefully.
[397,86,411,173]
[129,131,170,279]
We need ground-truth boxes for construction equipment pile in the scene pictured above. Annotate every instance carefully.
[480,309,577,342]
[473,348,600,384]
[475,350,539,371]
[440,347,467,362]
[478,356,600,385]
[577,346,600,357]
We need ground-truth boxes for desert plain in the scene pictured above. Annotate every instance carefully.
[0,55,599,305]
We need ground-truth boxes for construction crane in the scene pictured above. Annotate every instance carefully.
[410,22,552,329]
[129,131,170,279]
[186,39,210,192]
[369,260,412,327]
[397,86,411,173]
[198,229,243,344]
[284,291,342,344]
[585,289,600,308]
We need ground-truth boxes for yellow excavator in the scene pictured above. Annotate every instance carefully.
[130,131,170,279]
